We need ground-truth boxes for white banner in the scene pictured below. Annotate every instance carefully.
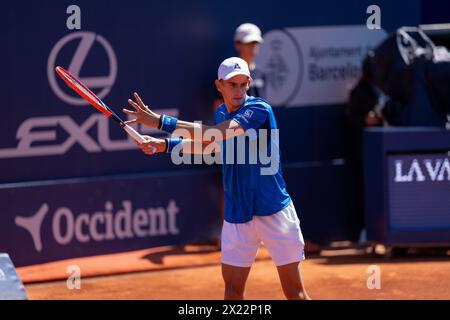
[256,25,387,107]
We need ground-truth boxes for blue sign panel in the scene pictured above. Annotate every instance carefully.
[0,170,222,267]
[364,128,450,244]
[387,154,450,231]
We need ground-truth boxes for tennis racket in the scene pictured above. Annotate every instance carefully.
[55,66,146,144]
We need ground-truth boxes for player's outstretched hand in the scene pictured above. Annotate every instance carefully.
[123,92,161,128]
[136,135,166,155]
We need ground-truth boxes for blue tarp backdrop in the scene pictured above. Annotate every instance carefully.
[0,0,428,266]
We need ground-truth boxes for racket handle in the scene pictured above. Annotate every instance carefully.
[123,124,146,144]
[123,124,157,153]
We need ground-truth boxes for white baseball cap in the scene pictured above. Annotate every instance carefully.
[218,57,252,81]
[234,23,263,44]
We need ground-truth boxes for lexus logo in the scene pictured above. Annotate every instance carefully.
[47,32,117,106]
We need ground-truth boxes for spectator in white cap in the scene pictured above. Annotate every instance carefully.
[213,23,266,110]
[234,23,263,71]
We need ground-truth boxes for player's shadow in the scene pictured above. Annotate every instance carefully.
[312,247,450,265]
[140,244,219,265]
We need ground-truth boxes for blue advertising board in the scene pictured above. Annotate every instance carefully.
[0,170,222,267]
[388,153,450,232]
[364,127,450,244]
[0,0,428,264]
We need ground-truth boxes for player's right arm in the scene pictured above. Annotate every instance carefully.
[137,136,220,155]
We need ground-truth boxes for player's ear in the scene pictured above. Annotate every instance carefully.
[247,79,252,90]
[234,41,241,53]
[215,79,222,93]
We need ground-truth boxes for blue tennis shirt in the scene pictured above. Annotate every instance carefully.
[214,96,292,223]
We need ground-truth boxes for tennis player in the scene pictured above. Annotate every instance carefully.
[123,57,310,300]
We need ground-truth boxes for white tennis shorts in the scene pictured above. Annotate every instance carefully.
[221,201,305,267]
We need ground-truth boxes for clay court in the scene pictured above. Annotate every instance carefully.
[19,245,450,300]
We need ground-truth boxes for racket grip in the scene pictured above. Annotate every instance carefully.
[123,124,146,144]
[123,125,157,153]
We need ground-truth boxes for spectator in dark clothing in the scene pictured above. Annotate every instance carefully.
[346,54,383,242]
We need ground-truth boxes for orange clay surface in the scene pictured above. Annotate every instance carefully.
[19,245,450,300]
